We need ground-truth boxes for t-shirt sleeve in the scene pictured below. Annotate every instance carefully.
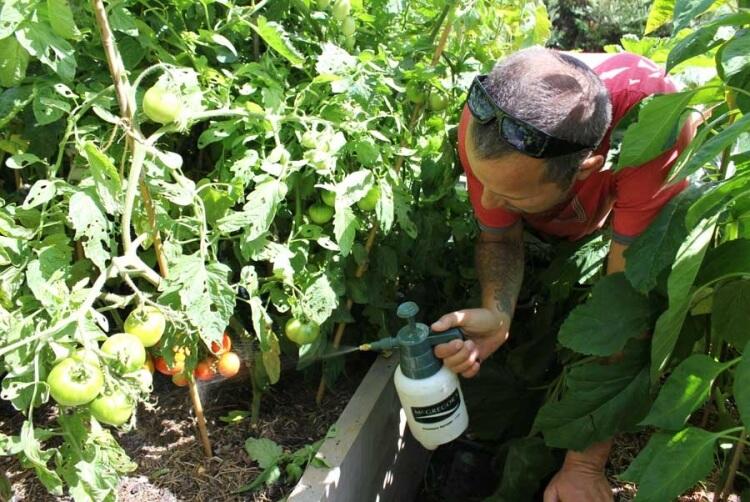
[611,118,693,243]
[456,106,520,233]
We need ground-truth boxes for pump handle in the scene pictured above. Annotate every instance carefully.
[427,327,465,346]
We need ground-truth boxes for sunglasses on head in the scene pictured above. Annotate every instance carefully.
[466,75,595,159]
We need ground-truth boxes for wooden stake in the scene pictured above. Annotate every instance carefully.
[91,0,212,457]
[316,7,457,404]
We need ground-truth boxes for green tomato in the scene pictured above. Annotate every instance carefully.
[331,0,350,21]
[124,305,165,348]
[126,368,153,392]
[101,333,146,374]
[300,131,317,149]
[285,319,321,345]
[356,186,380,211]
[47,357,104,406]
[406,83,426,105]
[197,179,233,225]
[321,190,336,207]
[428,92,449,111]
[89,389,135,426]
[344,34,356,51]
[308,203,334,225]
[342,16,356,36]
[142,85,182,124]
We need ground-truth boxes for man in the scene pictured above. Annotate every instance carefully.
[431,47,695,501]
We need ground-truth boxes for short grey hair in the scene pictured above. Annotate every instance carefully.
[470,47,612,188]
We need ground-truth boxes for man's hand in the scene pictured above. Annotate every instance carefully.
[431,308,510,378]
[544,441,614,502]
[543,465,613,502]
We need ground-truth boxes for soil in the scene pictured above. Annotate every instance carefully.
[1,353,373,502]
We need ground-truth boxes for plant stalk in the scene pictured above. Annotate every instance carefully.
[717,429,746,501]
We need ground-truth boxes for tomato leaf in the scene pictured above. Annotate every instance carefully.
[301,274,338,325]
[82,142,122,216]
[666,12,750,72]
[674,116,750,184]
[69,188,112,273]
[46,0,78,40]
[558,273,651,356]
[15,24,76,81]
[673,0,715,33]
[249,17,304,68]
[0,0,28,39]
[244,437,283,469]
[641,355,730,430]
[333,206,358,257]
[0,36,30,87]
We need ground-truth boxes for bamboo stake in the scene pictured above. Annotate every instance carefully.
[316,7,457,404]
[90,0,212,457]
[717,429,746,502]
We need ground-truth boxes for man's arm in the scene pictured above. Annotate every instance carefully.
[476,223,525,320]
[432,222,524,378]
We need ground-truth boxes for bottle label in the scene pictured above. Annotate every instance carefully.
[411,389,461,424]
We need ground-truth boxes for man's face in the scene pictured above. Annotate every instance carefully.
[466,126,572,215]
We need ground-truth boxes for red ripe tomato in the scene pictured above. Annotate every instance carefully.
[194,360,217,381]
[210,332,232,355]
[154,356,180,376]
[217,352,241,378]
[172,373,189,387]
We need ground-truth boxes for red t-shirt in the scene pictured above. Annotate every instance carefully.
[458,52,691,243]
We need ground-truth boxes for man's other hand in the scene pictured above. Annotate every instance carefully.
[431,308,509,378]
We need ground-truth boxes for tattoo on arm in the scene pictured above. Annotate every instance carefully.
[475,237,524,316]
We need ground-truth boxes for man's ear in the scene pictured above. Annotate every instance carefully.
[576,154,605,181]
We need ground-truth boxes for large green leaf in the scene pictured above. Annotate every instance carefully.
[645,0,675,34]
[46,0,78,40]
[15,23,76,81]
[534,341,651,451]
[673,0,717,33]
[489,437,557,502]
[625,185,701,293]
[558,273,651,356]
[249,17,304,68]
[675,115,750,185]
[0,0,29,39]
[0,36,29,87]
[735,342,750,426]
[696,239,750,287]
[712,280,750,350]
[641,355,729,430]
[666,11,750,72]
[651,215,717,381]
[616,91,696,170]
[718,31,750,81]
[624,427,718,502]
[686,173,750,227]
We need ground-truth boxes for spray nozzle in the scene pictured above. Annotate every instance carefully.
[358,301,465,379]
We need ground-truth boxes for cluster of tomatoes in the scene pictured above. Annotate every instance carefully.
[152,331,241,386]
[45,305,161,426]
[306,185,380,225]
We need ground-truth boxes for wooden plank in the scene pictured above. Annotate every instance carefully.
[289,356,430,502]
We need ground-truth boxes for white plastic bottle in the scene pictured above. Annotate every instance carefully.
[394,364,469,450]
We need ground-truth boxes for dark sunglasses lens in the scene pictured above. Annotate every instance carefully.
[467,82,495,123]
[500,118,547,157]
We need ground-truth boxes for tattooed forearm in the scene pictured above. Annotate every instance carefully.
[475,234,524,317]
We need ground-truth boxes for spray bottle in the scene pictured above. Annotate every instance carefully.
[360,301,469,450]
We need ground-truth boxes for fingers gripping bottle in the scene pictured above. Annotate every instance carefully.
[361,301,469,450]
